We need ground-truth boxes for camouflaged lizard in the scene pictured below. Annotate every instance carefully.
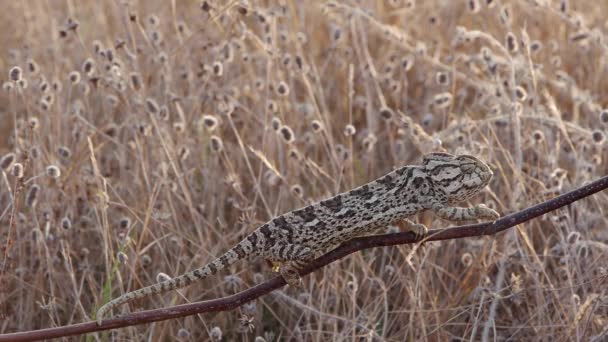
[96,152,500,324]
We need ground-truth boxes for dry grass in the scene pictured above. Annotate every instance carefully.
[1,0,607,340]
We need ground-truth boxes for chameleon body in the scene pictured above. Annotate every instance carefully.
[96,152,499,325]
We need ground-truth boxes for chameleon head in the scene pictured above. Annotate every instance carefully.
[422,152,493,204]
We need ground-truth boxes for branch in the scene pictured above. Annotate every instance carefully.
[2,175,607,342]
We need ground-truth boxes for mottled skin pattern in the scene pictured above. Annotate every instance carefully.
[96,152,499,325]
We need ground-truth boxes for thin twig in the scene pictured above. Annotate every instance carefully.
[1,175,607,342]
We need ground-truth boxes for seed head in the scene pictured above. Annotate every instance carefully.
[26,59,39,74]
[147,14,160,27]
[9,66,22,81]
[212,61,223,76]
[117,251,128,264]
[532,130,545,142]
[276,81,289,97]
[461,253,473,267]
[26,184,40,208]
[177,328,190,339]
[156,272,171,282]
[0,152,16,170]
[433,92,453,109]
[515,86,527,101]
[11,163,24,178]
[173,122,185,133]
[401,56,414,71]
[288,148,301,161]
[61,216,72,230]
[435,72,449,85]
[17,79,28,89]
[506,32,518,53]
[210,326,223,341]
[30,146,40,159]
[179,146,190,161]
[379,107,394,121]
[52,78,62,92]
[210,135,224,152]
[82,58,95,76]
[58,146,72,159]
[311,120,323,132]
[141,254,152,267]
[145,98,159,115]
[468,0,480,13]
[279,125,295,144]
[46,165,61,178]
[362,133,377,152]
[201,115,219,131]
[344,124,356,136]
[271,117,281,131]
[591,130,605,145]
[159,105,169,121]
[115,217,130,231]
[599,109,608,125]
[2,81,13,92]
[129,72,142,91]
[290,184,303,198]
[530,40,543,53]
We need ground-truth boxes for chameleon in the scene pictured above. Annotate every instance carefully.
[96,152,499,325]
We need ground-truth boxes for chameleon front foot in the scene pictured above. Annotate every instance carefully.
[280,264,303,288]
[403,218,428,241]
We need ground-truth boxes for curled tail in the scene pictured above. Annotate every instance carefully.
[96,240,256,325]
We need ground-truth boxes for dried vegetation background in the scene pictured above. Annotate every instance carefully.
[1,0,607,340]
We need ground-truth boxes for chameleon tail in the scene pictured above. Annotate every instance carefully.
[96,242,254,325]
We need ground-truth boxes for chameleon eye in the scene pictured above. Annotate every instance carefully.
[460,163,476,172]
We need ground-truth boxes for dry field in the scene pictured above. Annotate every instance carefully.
[1,0,607,340]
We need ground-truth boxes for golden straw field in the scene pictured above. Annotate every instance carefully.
[0,0,607,340]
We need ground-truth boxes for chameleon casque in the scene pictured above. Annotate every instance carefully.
[96,152,499,324]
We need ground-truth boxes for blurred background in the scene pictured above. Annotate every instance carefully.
[0,0,607,340]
